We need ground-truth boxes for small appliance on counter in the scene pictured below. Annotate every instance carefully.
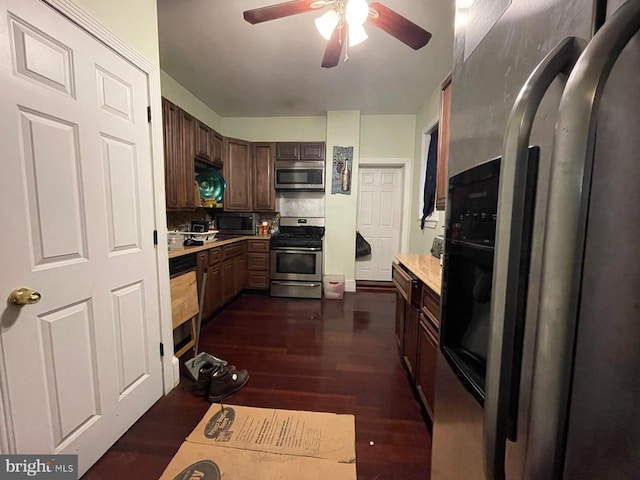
[430,235,444,259]
[215,212,256,236]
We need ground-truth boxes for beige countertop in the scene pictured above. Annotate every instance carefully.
[395,254,442,296]
[167,235,269,259]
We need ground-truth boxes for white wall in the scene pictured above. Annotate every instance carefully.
[161,71,223,131]
[408,86,446,254]
[324,111,361,291]
[360,115,416,159]
[222,117,326,141]
[73,0,159,66]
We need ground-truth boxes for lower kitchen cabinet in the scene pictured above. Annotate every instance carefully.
[205,248,223,316]
[393,260,441,421]
[221,242,246,304]
[416,313,438,419]
[246,239,270,290]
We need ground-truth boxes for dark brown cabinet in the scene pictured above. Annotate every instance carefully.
[436,74,452,211]
[179,109,198,209]
[252,143,276,212]
[162,98,183,210]
[403,302,419,380]
[393,260,441,421]
[246,239,270,290]
[196,121,211,162]
[205,248,223,318]
[276,142,325,161]
[223,137,253,211]
[221,242,246,304]
[211,130,223,167]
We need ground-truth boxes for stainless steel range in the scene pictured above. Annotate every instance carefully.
[270,217,324,299]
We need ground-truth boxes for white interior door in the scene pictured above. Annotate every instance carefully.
[0,0,162,474]
[356,167,403,281]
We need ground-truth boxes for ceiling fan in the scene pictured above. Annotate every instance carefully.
[243,0,432,68]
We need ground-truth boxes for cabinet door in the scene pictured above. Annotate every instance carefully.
[196,121,211,161]
[180,110,198,208]
[205,263,222,316]
[221,258,235,304]
[436,74,451,211]
[253,143,276,212]
[275,142,299,160]
[223,137,252,211]
[416,315,439,420]
[395,291,405,351]
[196,251,207,310]
[162,98,181,209]
[211,130,223,167]
[403,303,419,380]
[299,142,325,160]
[234,254,246,295]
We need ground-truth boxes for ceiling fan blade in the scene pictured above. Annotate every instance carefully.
[243,0,319,24]
[321,25,345,68]
[368,2,432,50]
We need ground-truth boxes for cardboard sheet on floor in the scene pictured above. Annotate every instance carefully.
[159,404,356,479]
[158,442,356,480]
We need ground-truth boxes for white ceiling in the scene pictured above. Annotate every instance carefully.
[157,0,455,117]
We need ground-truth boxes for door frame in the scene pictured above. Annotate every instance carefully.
[0,0,174,453]
[357,158,411,255]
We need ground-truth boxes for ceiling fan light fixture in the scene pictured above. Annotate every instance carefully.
[348,22,368,47]
[345,0,369,26]
[315,9,339,40]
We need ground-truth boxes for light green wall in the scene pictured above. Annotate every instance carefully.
[409,87,446,254]
[360,115,416,159]
[222,117,326,141]
[160,71,223,131]
[73,0,159,66]
[324,111,361,291]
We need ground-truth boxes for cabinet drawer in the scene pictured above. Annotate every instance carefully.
[222,241,246,260]
[247,271,269,290]
[247,253,269,271]
[208,247,221,266]
[247,239,269,253]
[421,285,440,328]
[392,262,419,305]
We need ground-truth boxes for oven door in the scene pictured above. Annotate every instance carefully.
[270,247,322,282]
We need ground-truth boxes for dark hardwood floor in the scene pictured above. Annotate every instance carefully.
[84,291,432,479]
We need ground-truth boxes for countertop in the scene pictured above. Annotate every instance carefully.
[395,254,442,296]
[167,235,269,259]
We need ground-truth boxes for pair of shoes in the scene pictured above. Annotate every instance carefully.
[192,362,215,397]
[207,365,250,403]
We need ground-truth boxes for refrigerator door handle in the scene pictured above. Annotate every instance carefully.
[483,36,578,480]
[527,1,640,478]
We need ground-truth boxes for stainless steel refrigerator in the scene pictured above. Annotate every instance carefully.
[431,0,640,478]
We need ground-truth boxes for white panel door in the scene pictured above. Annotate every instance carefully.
[356,167,403,281]
[0,0,162,474]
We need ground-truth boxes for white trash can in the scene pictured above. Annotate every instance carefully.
[323,275,345,299]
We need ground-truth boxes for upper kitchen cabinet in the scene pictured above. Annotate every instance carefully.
[195,121,211,162]
[436,75,451,211]
[276,142,325,161]
[223,137,253,211]
[211,130,224,167]
[163,97,197,210]
[253,143,276,212]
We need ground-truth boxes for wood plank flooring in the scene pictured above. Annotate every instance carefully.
[83,291,432,479]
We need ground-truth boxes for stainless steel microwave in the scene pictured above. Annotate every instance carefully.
[214,212,256,235]
[274,161,325,191]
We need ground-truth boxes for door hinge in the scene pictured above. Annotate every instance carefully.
[160,342,164,357]
[147,106,152,123]
[153,229,158,246]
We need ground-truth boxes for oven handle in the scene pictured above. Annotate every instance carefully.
[270,247,322,252]
[271,281,322,287]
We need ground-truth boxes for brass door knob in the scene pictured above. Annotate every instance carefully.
[8,288,41,306]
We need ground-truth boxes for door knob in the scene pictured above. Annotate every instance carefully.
[8,288,41,306]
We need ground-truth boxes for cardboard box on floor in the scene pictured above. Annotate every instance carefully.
[160,404,357,480]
